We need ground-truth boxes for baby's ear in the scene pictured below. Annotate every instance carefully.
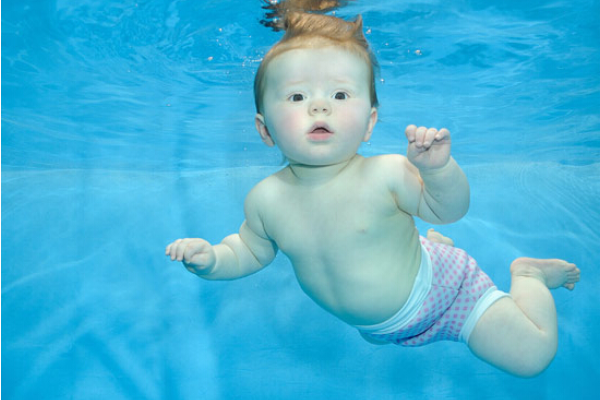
[255,114,275,147]
[363,107,378,142]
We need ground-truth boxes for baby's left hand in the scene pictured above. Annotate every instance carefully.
[405,124,451,171]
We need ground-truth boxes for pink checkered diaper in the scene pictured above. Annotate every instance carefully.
[356,237,510,347]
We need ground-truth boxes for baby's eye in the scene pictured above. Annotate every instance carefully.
[333,92,349,100]
[288,93,305,102]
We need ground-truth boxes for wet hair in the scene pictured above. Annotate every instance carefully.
[259,0,350,31]
[254,11,379,114]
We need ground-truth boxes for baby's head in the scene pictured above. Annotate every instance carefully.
[254,12,379,115]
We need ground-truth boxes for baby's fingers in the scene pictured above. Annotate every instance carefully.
[165,238,207,262]
[405,125,450,148]
[406,125,436,148]
[165,238,185,261]
[182,240,212,263]
[435,128,450,142]
[405,124,418,143]
[166,239,179,258]
[422,128,438,148]
[406,126,432,149]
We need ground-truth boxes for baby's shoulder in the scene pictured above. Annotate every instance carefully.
[244,172,283,209]
[361,154,412,177]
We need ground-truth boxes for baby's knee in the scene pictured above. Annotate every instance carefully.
[510,341,557,378]
[511,359,551,378]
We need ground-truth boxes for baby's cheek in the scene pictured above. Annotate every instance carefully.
[277,112,302,132]
[339,106,367,129]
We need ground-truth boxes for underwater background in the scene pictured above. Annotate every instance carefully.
[3,0,599,398]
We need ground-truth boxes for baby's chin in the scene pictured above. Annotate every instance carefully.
[288,154,359,168]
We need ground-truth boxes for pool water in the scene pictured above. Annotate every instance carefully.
[2,0,599,399]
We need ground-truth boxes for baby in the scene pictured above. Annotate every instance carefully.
[166,11,580,377]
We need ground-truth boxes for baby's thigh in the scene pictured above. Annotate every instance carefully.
[467,298,552,376]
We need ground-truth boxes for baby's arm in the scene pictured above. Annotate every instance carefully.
[396,125,470,224]
[165,189,278,280]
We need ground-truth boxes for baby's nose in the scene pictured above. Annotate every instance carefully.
[309,99,331,115]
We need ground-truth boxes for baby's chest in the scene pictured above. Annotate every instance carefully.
[265,192,396,255]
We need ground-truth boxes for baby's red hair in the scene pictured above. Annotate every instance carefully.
[254,11,379,113]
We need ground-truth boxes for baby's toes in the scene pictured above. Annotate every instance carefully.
[567,264,580,282]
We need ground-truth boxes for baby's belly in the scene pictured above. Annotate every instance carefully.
[291,239,422,326]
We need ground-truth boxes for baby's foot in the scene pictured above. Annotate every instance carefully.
[510,258,580,290]
[426,228,454,246]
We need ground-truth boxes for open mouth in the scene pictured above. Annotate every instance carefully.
[308,123,334,142]
[308,123,333,136]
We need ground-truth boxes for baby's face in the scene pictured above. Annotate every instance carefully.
[256,46,377,166]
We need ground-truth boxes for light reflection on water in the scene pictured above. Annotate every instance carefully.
[3,0,599,170]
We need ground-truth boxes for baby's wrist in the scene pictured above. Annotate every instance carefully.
[184,260,217,276]
[417,157,453,176]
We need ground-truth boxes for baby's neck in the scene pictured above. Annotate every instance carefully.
[286,155,361,185]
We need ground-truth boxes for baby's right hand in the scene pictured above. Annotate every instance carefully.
[165,238,217,275]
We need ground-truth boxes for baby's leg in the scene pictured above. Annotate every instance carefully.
[467,258,580,377]
[426,228,454,246]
